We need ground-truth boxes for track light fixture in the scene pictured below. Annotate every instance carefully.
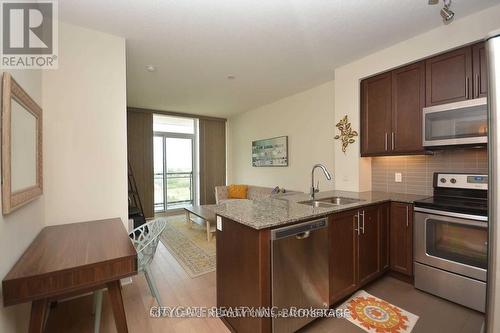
[440,0,454,24]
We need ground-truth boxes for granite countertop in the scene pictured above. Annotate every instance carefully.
[212,190,429,230]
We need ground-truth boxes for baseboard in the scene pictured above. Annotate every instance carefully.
[387,270,414,284]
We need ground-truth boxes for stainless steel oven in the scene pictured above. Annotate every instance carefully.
[423,97,488,148]
[413,172,488,312]
[414,208,487,312]
[414,209,487,281]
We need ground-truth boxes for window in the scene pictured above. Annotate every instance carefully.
[153,115,198,212]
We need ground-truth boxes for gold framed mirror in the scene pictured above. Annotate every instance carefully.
[2,73,43,215]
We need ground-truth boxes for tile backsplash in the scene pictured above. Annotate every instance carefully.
[371,149,488,196]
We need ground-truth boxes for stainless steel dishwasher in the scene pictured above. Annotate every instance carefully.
[271,218,329,333]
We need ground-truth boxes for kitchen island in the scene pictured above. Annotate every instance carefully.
[212,190,427,333]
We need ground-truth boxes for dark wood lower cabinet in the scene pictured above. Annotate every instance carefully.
[379,203,390,271]
[330,203,391,305]
[357,205,380,285]
[329,210,358,304]
[390,202,414,276]
[216,217,271,333]
[217,201,414,332]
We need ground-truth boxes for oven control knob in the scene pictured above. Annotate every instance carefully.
[440,178,446,183]
[450,178,457,184]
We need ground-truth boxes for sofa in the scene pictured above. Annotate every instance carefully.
[215,185,295,204]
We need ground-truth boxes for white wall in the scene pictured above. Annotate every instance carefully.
[0,69,44,333]
[227,80,335,193]
[42,22,128,226]
[334,4,500,192]
[0,21,127,332]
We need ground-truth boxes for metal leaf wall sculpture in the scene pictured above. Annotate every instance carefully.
[334,115,358,154]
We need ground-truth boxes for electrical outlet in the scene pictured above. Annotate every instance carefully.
[395,172,402,183]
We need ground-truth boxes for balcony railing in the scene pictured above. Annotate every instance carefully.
[154,171,193,211]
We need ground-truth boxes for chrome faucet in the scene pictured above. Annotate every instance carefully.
[310,164,333,199]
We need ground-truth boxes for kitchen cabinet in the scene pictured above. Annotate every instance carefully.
[361,63,425,156]
[390,202,413,276]
[361,42,488,157]
[379,203,390,271]
[426,42,487,106]
[391,62,425,153]
[330,204,388,304]
[216,217,271,333]
[357,205,381,285]
[360,73,392,156]
[425,46,472,106]
[329,210,358,304]
[473,42,488,98]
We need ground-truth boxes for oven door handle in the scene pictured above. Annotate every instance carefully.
[417,211,488,229]
[414,207,487,223]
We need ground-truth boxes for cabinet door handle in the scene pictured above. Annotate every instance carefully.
[359,210,365,234]
[354,212,360,236]
[406,206,409,228]
[466,77,470,99]
[385,132,388,151]
[476,74,480,98]
[391,132,395,150]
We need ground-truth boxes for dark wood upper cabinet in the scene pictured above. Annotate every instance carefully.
[361,73,392,156]
[357,205,380,286]
[361,41,488,157]
[391,62,425,153]
[390,202,413,276]
[473,42,488,98]
[425,46,473,106]
[329,210,358,304]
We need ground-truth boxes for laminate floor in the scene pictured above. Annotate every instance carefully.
[46,241,484,333]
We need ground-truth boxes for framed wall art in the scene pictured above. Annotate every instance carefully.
[252,136,288,167]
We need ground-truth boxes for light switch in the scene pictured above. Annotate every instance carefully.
[395,172,402,183]
[217,216,222,231]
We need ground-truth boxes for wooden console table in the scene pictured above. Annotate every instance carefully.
[2,218,137,333]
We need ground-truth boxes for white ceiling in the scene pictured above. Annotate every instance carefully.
[59,0,499,118]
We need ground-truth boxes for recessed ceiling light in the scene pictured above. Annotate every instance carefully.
[145,65,156,72]
[227,75,236,80]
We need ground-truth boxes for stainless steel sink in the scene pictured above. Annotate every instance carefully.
[299,196,364,207]
[318,196,364,205]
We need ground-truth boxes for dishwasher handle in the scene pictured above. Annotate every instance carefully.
[295,231,311,240]
[271,218,327,240]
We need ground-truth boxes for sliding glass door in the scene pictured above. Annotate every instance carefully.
[154,133,195,212]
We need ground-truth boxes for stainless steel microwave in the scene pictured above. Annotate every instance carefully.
[422,97,488,148]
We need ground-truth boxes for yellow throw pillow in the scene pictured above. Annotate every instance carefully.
[228,184,248,199]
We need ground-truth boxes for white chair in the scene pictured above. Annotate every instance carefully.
[92,219,167,333]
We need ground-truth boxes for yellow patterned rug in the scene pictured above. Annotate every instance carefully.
[340,290,419,333]
[159,215,216,278]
